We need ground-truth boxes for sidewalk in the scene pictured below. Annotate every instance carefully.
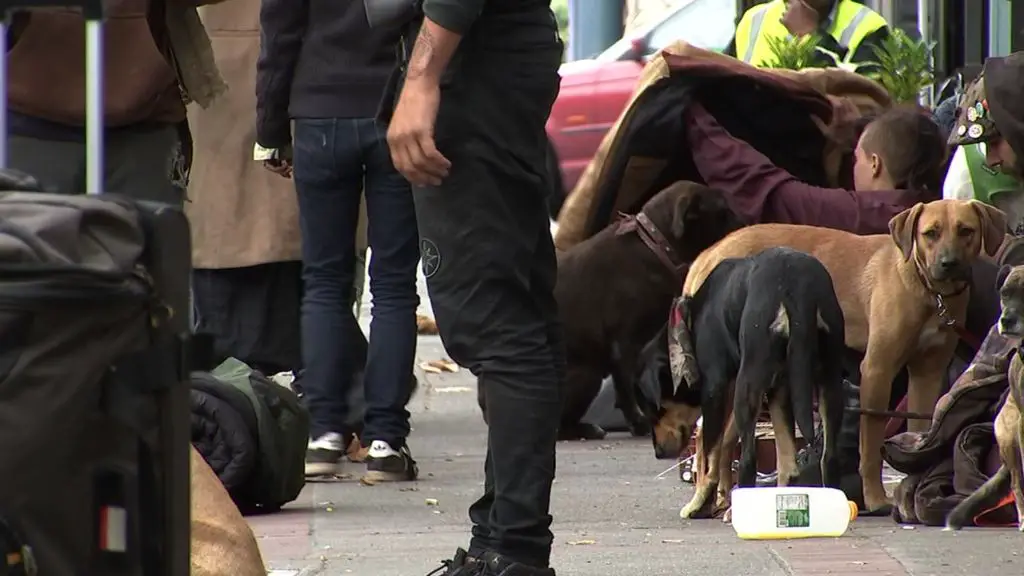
[248,330,1024,576]
[249,272,1024,576]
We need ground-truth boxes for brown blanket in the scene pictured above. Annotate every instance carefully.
[553,42,891,252]
[883,327,1017,526]
[191,446,266,576]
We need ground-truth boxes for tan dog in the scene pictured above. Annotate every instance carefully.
[945,265,1024,531]
[678,199,1006,515]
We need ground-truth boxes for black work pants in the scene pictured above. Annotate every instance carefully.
[411,46,564,568]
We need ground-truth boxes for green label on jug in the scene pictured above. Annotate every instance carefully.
[776,494,810,528]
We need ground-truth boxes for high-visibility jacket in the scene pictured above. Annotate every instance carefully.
[734,0,887,68]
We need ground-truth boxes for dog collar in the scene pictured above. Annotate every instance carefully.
[615,211,687,276]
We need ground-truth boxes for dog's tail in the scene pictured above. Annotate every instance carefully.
[945,466,1011,530]
[773,300,817,445]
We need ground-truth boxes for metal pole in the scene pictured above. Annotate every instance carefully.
[568,0,624,62]
[988,0,1012,57]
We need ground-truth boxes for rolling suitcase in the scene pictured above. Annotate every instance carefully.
[0,1,192,574]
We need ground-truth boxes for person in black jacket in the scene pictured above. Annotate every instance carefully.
[255,0,420,483]
[383,1,563,575]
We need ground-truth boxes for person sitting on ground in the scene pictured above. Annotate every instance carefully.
[683,100,947,234]
[942,69,1024,236]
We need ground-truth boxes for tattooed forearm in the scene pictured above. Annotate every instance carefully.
[406,26,436,80]
[403,18,463,84]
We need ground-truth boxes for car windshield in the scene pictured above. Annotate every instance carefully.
[594,0,737,63]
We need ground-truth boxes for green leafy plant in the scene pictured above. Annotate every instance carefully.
[764,34,829,71]
[868,28,936,103]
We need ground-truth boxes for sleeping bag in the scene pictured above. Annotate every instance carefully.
[190,358,310,514]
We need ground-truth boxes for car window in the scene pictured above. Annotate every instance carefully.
[645,0,737,55]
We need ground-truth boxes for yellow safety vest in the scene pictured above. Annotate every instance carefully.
[734,0,888,68]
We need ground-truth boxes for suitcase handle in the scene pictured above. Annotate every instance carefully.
[0,2,104,194]
[0,0,102,18]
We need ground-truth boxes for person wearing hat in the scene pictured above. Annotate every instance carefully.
[945,53,1024,235]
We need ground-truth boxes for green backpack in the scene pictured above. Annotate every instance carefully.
[210,358,310,513]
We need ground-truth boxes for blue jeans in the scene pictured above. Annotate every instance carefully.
[292,117,420,447]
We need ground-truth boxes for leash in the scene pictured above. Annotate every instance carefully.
[935,292,983,351]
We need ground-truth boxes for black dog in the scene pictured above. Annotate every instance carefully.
[654,247,847,518]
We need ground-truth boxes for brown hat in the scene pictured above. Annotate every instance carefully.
[948,76,1000,147]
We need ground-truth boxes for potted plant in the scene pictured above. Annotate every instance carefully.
[764,34,829,71]
[868,28,936,103]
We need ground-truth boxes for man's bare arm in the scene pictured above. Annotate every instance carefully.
[407,0,484,83]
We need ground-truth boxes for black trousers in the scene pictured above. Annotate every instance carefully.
[411,46,564,568]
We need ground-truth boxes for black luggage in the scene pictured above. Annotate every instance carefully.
[0,1,192,574]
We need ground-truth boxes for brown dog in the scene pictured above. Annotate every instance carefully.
[945,264,1024,531]
[545,181,742,440]
[676,199,1006,514]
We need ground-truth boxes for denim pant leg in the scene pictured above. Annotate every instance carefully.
[292,118,365,440]
[358,118,421,448]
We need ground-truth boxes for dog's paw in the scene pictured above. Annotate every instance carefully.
[680,491,717,520]
[1018,519,1024,533]
[679,499,704,519]
[720,507,733,524]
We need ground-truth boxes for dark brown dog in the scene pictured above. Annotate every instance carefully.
[549,181,742,440]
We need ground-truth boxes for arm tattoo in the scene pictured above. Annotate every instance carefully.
[406,26,436,80]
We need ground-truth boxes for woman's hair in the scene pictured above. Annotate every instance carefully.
[859,105,949,197]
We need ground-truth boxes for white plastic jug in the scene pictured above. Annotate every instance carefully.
[730,487,858,540]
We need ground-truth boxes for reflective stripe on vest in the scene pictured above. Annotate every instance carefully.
[741,4,771,63]
[837,5,870,48]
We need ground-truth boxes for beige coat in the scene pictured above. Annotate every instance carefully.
[186,0,302,269]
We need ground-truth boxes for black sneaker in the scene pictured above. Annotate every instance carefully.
[426,549,483,576]
[305,432,345,477]
[362,440,419,483]
[479,551,556,576]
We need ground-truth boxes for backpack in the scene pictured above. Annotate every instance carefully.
[197,358,310,513]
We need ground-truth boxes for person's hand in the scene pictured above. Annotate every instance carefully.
[387,78,451,186]
[261,143,293,179]
[827,95,859,127]
[780,0,820,37]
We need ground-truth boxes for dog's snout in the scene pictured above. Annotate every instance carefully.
[999,310,1024,336]
[937,255,960,270]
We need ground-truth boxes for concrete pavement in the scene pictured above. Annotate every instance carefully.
[249,329,1024,576]
[249,266,1024,576]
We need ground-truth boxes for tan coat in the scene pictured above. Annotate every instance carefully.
[186,0,302,269]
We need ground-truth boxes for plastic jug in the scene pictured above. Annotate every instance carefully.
[730,487,858,540]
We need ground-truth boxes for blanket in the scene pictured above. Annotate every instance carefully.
[190,446,266,576]
[553,41,891,251]
[883,326,1018,526]
[190,372,260,492]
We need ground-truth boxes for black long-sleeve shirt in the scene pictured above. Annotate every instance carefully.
[255,0,401,148]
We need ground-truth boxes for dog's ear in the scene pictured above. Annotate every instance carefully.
[969,200,1009,257]
[671,188,725,239]
[888,203,925,261]
[997,264,1014,292]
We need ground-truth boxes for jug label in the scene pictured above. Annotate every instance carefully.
[776,494,810,528]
